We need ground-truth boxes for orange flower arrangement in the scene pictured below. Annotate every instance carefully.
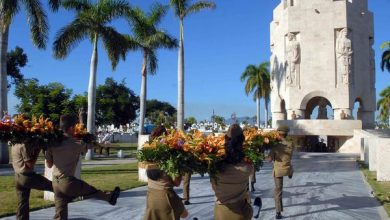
[73,123,96,144]
[0,114,63,149]
[138,127,283,177]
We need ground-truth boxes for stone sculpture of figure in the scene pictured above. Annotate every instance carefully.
[78,107,86,125]
[340,110,347,119]
[286,33,300,86]
[336,28,353,85]
[317,99,328,119]
[291,110,297,120]
[369,37,375,88]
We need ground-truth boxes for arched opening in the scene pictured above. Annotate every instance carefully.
[304,97,334,119]
[302,96,334,152]
[281,100,287,120]
[352,98,363,120]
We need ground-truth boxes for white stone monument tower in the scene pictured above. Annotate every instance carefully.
[270,0,376,150]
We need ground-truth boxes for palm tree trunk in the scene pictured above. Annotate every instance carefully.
[0,24,9,164]
[177,19,185,131]
[264,99,269,128]
[138,52,148,137]
[256,96,261,128]
[86,34,98,160]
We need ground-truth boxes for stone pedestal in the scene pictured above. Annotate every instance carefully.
[272,112,286,128]
[44,156,82,201]
[368,138,377,171]
[377,138,390,181]
[364,138,370,165]
[138,135,150,182]
[359,138,364,161]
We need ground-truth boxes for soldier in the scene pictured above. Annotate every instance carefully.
[12,143,53,220]
[45,115,120,220]
[144,164,188,220]
[211,124,254,220]
[182,172,191,205]
[268,126,294,219]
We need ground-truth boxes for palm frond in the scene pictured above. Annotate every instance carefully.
[381,49,390,72]
[123,34,141,51]
[48,0,62,11]
[184,1,216,17]
[24,0,49,49]
[61,0,92,12]
[240,65,257,81]
[147,49,158,75]
[53,18,89,59]
[148,3,168,25]
[147,31,178,49]
[169,0,187,17]
[97,0,131,22]
[126,7,149,39]
[100,26,128,70]
[0,0,20,25]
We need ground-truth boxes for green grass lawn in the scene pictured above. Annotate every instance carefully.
[6,142,138,164]
[0,162,145,218]
[358,161,390,217]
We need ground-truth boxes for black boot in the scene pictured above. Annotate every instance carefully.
[276,212,283,219]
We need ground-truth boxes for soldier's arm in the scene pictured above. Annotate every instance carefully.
[172,176,182,187]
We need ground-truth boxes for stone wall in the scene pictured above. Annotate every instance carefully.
[357,129,390,181]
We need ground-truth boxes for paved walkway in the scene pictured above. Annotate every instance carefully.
[1,153,389,220]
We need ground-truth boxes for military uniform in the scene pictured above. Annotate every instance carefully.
[144,171,185,220]
[183,172,191,203]
[211,162,254,220]
[46,136,115,220]
[12,144,53,220]
[269,139,294,213]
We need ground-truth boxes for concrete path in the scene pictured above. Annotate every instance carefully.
[1,153,389,220]
[0,158,136,176]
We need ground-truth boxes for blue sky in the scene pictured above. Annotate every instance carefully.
[7,0,390,121]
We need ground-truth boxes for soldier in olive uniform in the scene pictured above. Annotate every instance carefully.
[45,115,120,220]
[12,143,53,220]
[144,164,188,220]
[268,126,294,219]
[211,124,253,220]
[182,172,191,205]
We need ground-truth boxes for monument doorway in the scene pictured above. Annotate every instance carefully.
[304,97,333,120]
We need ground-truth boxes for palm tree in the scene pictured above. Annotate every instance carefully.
[169,0,216,131]
[240,62,270,128]
[0,0,51,164]
[381,42,390,73]
[53,0,129,132]
[125,4,177,136]
[53,0,130,159]
[377,86,390,127]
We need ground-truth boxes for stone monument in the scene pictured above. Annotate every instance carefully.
[271,0,375,128]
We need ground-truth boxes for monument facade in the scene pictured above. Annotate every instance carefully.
[270,0,376,130]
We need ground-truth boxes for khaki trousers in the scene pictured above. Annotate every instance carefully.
[214,200,253,220]
[183,173,191,201]
[15,172,53,220]
[53,176,111,220]
[274,176,284,212]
